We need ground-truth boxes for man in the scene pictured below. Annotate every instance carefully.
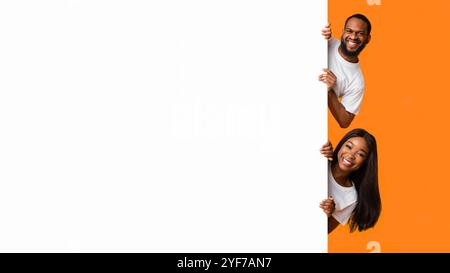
[319,14,372,128]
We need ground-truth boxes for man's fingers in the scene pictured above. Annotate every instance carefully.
[318,78,328,84]
[323,76,336,86]
[320,70,336,77]
[321,71,336,83]
[322,69,336,78]
[328,70,337,78]
[324,74,335,81]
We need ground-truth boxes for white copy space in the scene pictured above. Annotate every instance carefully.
[0,0,327,252]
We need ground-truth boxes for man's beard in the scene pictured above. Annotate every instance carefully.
[340,37,366,58]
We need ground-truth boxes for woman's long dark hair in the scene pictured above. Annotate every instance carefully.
[332,128,381,232]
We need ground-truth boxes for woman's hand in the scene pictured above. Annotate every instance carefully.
[320,141,333,161]
[320,197,335,218]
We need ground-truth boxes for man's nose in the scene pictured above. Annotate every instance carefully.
[350,32,358,40]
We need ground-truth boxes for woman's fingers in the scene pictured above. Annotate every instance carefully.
[320,197,335,217]
[320,142,333,160]
[320,141,331,149]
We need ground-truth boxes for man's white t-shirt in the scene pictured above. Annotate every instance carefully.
[328,38,365,115]
[328,163,358,225]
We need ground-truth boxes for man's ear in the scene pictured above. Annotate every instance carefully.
[366,34,372,45]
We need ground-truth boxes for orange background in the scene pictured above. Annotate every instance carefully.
[328,0,450,252]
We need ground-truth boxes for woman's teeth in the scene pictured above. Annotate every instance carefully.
[343,158,353,166]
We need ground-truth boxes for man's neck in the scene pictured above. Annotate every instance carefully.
[338,46,359,63]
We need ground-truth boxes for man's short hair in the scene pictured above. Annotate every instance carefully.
[344,14,372,35]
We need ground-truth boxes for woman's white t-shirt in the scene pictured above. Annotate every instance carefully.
[328,163,358,225]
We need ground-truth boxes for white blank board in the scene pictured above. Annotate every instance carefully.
[0,0,327,252]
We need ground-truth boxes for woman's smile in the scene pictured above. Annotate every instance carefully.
[342,156,355,167]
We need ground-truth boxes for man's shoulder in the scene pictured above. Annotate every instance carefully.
[343,62,365,86]
[329,37,340,45]
[328,37,340,50]
[352,68,365,86]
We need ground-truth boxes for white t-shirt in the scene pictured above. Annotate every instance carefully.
[328,163,358,225]
[328,38,365,115]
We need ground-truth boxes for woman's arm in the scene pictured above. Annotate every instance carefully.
[320,198,339,233]
[328,216,340,234]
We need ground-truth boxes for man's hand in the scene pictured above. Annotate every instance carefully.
[320,141,333,161]
[319,69,337,91]
[322,23,332,40]
[320,197,335,218]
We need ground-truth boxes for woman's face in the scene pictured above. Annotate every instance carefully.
[337,136,369,173]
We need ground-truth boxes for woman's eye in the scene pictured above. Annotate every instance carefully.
[345,144,352,149]
[358,153,366,158]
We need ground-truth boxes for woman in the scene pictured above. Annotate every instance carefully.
[320,128,381,233]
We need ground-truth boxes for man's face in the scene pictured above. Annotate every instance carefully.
[340,18,371,58]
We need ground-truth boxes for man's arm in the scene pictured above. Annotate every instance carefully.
[319,69,355,128]
[328,89,355,128]
[320,25,355,128]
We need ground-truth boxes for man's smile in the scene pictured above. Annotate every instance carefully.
[346,39,361,51]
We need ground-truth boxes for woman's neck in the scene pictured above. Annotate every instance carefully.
[331,162,352,187]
